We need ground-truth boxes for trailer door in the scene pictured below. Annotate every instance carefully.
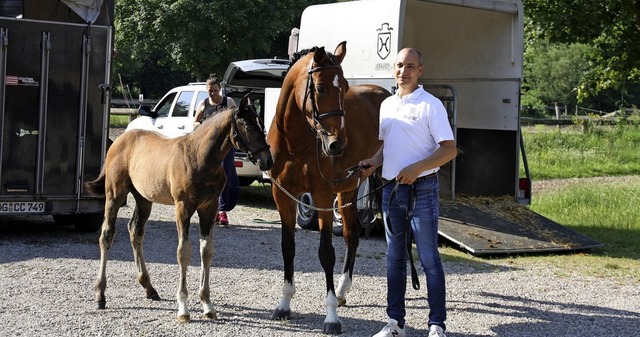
[0,17,109,212]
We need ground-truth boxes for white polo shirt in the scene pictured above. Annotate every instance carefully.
[379,85,454,181]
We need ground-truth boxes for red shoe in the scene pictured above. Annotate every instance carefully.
[217,211,229,226]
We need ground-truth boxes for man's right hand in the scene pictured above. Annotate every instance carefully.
[358,160,375,177]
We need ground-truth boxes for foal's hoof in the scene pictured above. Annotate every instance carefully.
[176,314,191,323]
[270,308,291,320]
[147,292,161,301]
[96,301,106,310]
[337,297,347,307]
[203,311,217,320]
[323,321,343,335]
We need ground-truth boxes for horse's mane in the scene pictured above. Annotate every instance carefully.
[289,46,338,71]
[289,46,319,69]
[191,106,235,136]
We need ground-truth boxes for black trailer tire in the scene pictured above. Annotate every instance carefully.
[73,213,104,233]
[296,192,319,230]
[52,214,76,226]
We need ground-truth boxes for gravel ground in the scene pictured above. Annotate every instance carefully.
[0,128,637,336]
[1,184,639,337]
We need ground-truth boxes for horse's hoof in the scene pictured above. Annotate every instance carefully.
[337,297,347,307]
[147,292,161,301]
[176,314,191,323]
[203,311,217,320]
[323,321,343,335]
[270,308,291,320]
[97,301,106,310]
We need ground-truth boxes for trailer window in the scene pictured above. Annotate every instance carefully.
[0,1,22,18]
[173,91,194,117]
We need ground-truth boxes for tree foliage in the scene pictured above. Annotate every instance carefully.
[113,0,333,98]
[522,40,590,116]
[524,0,640,105]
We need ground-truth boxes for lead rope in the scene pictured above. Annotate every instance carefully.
[263,171,392,212]
[385,183,421,290]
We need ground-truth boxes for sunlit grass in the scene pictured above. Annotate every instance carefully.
[445,124,640,281]
[109,114,130,128]
[531,178,640,259]
[522,124,640,179]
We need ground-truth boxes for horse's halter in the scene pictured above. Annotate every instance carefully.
[303,56,356,184]
[230,106,270,165]
[303,58,345,138]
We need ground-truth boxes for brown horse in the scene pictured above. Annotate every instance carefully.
[86,96,272,322]
[267,41,390,334]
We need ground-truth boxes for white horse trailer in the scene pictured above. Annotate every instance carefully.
[267,0,601,254]
[0,0,113,231]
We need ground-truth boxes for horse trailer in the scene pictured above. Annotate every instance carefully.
[266,0,601,254]
[0,1,113,231]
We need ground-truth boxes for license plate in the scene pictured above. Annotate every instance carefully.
[0,201,45,213]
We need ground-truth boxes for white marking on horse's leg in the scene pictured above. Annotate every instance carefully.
[199,234,215,319]
[274,279,295,318]
[335,272,352,306]
[324,290,343,333]
[177,290,189,321]
[176,235,192,322]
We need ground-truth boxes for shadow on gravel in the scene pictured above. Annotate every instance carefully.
[0,213,518,280]
[237,183,276,209]
[445,292,640,337]
[0,183,519,280]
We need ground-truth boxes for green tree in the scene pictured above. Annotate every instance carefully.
[524,0,640,106]
[113,0,334,98]
[522,39,590,116]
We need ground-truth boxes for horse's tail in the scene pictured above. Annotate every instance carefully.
[85,169,106,197]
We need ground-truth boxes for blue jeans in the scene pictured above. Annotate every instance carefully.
[219,149,239,212]
[381,176,446,330]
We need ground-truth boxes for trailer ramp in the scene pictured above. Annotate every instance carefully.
[438,196,603,255]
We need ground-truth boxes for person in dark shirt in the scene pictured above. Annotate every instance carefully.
[193,73,239,226]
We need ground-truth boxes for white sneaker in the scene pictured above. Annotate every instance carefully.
[428,324,446,337]
[373,318,406,337]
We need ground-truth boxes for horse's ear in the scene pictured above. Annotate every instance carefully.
[313,46,328,66]
[239,94,250,111]
[332,41,347,65]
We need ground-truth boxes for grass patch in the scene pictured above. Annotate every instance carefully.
[530,177,640,259]
[109,114,130,128]
[522,124,640,179]
[516,124,640,280]
[437,176,640,282]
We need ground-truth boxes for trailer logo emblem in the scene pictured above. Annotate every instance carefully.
[376,23,393,60]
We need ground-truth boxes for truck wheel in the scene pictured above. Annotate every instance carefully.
[73,213,104,233]
[239,177,256,186]
[296,192,318,230]
[332,197,344,236]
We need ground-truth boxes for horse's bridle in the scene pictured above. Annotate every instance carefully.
[303,58,345,137]
[230,107,270,165]
[303,57,360,184]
